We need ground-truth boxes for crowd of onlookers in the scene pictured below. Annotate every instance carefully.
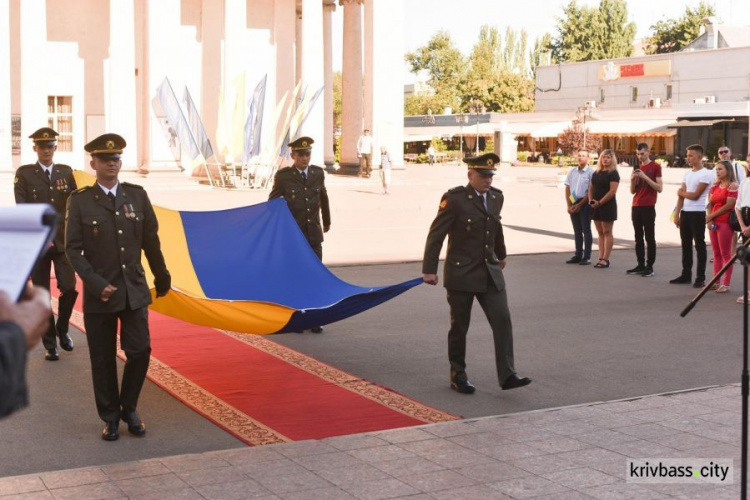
[564,143,750,304]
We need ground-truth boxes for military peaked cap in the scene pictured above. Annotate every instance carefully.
[85,133,126,159]
[289,136,314,152]
[464,153,500,175]
[30,127,58,145]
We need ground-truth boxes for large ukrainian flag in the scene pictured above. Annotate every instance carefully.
[73,172,421,334]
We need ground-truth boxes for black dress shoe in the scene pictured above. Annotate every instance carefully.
[121,411,146,436]
[565,256,582,264]
[44,348,59,361]
[310,327,324,334]
[59,333,74,352]
[450,380,476,394]
[669,275,692,284]
[693,280,706,288]
[501,374,532,390]
[102,421,119,441]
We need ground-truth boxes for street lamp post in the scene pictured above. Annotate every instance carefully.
[576,102,594,150]
[455,113,468,159]
[469,99,483,156]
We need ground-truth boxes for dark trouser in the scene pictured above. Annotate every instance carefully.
[30,250,78,350]
[84,307,151,422]
[632,206,657,267]
[679,210,707,281]
[446,286,516,386]
[307,240,323,261]
[569,204,592,260]
[359,154,372,176]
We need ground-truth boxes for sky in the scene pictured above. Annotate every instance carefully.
[330,0,750,83]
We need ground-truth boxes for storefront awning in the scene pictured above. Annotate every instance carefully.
[528,122,570,138]
[404,123,498,142]
[585,120,676,137]
[668,119,735,128]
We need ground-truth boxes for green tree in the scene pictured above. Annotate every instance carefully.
[333,71,342,128]
[645,1,716,54]
[405,31,465,112]
[549,0,635,62]
[558,123,602,154]
[530,33,553,77]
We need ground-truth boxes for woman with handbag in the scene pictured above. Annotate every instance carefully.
[706,160,738,293]
[735,154,750,303]
[588,149,620,268]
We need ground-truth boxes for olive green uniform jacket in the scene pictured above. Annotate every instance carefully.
[269,165,331,245]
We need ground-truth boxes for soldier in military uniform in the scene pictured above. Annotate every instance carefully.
[14,127,78,361]
[423,153,531,394]
[269,137,330,333]
[65,134,171,441]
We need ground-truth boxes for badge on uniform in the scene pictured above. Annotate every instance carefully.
[13,176,18,184]
[123,203,137,220]
[32,188,37,201]
[92,220,99,238]
[439,199,448,211]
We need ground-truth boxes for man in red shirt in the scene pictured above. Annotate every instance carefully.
[627,143,663,277]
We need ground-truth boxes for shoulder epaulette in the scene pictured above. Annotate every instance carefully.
[70,185,92,196]
[310,165,324,172]
[122,181,144,189]
[56,164,73,170]
[448,186,466,194]
[489,186,502,193]
[16,164,35,172]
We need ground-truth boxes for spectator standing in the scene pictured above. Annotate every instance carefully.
[564,150,594,265]
[735,153,750,303]
[706,160,738,293]
[356,129,374,178]
[427,144,436,166]
[589,150,620,268]
[671,144,714,288]
[626,143,663,277]
[718,146,745,185]
[380,146,392,195]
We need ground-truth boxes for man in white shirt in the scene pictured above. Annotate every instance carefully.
[671,144,715,288]
[563,150,594,265]
[356,129,374,178]
[717,146,745,185]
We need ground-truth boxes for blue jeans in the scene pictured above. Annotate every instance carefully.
[569,203,592,260]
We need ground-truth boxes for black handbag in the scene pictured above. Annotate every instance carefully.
[730,209,741,232]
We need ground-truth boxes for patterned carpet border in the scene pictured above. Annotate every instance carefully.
[222,330,460,424]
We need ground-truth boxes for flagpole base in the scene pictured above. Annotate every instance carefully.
[334,162,361,176]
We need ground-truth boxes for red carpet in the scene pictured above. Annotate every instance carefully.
[51,280,458,445]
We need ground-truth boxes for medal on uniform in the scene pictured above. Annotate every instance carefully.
[92,220,99,238]
[32,188,37,201]
[126,203,136,219]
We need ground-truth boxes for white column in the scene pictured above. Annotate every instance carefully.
[363,0,373,136]
[19,0,48,166]
[135,0,150,173]
[322,0,335,168]
[369,0,404,167]
[274,0,296,144]
[299,0,324,166]
[107,0,138,169]
[0,0,11,170]
[339,0,363,172]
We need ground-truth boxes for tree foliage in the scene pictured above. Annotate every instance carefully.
[333,71,342,128]
[548,0,635,62]
[558,123,602,154]
[405,31,465,112]
[645,1,716,54]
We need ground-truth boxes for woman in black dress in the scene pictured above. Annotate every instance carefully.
[588,149,620,268]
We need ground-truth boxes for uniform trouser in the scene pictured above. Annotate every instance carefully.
[446,286,516,386]
[632,206,656,267]
[30,250,78,350]
[359,154,372,176]
[679,211,707,281]
[84,307,151,422]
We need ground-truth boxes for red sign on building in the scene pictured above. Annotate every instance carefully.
[620,64,645,77]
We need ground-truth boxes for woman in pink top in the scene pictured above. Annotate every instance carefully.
[706,160,738,293]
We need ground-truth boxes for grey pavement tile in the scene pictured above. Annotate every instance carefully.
[196,478,273,500]
[541,467,621,489]
[657,402,722,417]
[277,486,357,500]
[658,416,722,433]
[691,424,742,445]
[511,410,578,426]
[613,424,681,440]
[453,461,530,482]
[549,406,613,421]
[487,475,572,499]
[114,473,189,496]
[529,492,595,500]
[696,410,742,427]
[662,390,725,404]
[508,454,582,475]
[538,420,603,436]
[495,427,561,443]
[206,447,286,466]
[48,481,125,499]
[128,488,206,500]
[413,447,495,469]
[1,491,54,500]
[600,398,672,414]
[315,464,392,486]
[346,444,416,463]
[254,470,333,495]
[372,427,435,444]
[176,465,248,487]
[370,456,446,478]
[583,413,649,430]
[458,417,524,434]
[643,482,735,498]
[160,454,232,473]
[0,475,46,496]
[429,484,515,499]
[272,440,339,458]
[599,439,679,458]
[553,448,628,468]
[645,432,723,451]
[446,431,515,451]
[323,434,390,451]
[525,436,591,454]
[398,469,476,493]
[480,442,548,461]
[579,482,670,499]
[293,451,367,472]
[677,443,741,459]
[588,460,627,479]
[421,420,488,438]
[705,385,740,398]
[236,458,310,479]
[617,408,682,424]
[338,477,421,500]
[40,467,108,490]
[701,397,741,413]
[575,429,640,448]
[102,459,171,481]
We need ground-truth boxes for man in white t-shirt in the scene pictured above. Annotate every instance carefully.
[671,144,715,288]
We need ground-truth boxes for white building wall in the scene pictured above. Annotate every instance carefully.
[0,0,12,171]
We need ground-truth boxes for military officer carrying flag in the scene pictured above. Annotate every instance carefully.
[14,127,78,361]
[423,153,531,394]
[65,134,171,441]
